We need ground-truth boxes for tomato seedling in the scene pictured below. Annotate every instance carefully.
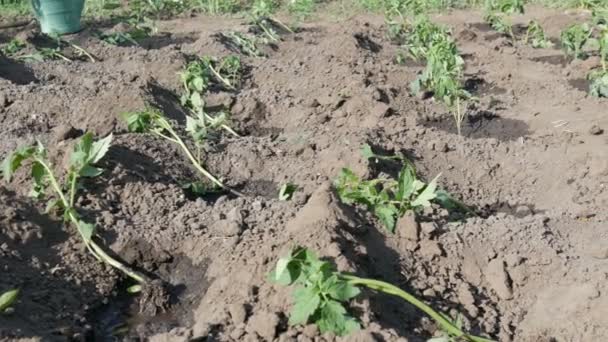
[1,38,25,56]
[484,0,524,14]
[122,108,243,197]
[335,146,440,233]
[524,20,553,48]
[588,27,608,97]
[220,32,266,57]
[249,0,293,42]
[484,12,514,39]
[561,23,592,59]
[271,247,495,341]
[2,134,147,285]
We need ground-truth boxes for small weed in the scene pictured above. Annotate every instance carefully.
[335,145,440,233]
[2,134,147,284]
[279,183,297,200]
[0,289,19,313]
[1,38,25,56]
[524,20,553,48]
[271,247,494,341]
[560,23,592,59]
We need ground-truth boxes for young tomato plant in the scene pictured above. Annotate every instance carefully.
[588,27,608,97]
[249,0,293,42]
[402,16,450,60]
[122,108,243,197]
[271,247,495,342]
[410,33,471,135]
[335,146,440,233]
[485,0,524,14]
[484,12,514,39]
[1,38,25,56]
[220,32,266,57]
[524,20,553,48]
[560,23,592,59]
[180,56,241,137]
[2,134,147,285]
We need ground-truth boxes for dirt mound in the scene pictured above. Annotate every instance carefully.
[1,5,608,342]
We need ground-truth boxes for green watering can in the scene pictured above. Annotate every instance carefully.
[31,0,85,35]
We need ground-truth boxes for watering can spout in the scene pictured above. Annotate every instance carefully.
[32,0,85,35]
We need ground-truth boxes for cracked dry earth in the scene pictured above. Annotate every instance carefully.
[1,5,607,342]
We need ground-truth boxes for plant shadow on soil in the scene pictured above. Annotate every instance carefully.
[0,189,106,340]
[422,110,531,141]
[0,57,37,85]
[329,194,495,341]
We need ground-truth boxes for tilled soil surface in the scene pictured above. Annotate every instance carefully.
[1,5,607,342]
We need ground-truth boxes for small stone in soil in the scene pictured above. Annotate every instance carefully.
[486,258,513,300]
[589,125,604,135]
[396,211,419,241]
[419,240,443,258]
[246,311,280,341]
[229,303,248,324]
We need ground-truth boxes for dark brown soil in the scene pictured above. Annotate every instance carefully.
[1,5,607,342]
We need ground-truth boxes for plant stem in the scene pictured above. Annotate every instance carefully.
[187,109,240,138]
[70,43,96,63]
[455,97,462,136]
[341,275,494,342]
[156,119,244,197]
[209,65,235,90]
[35,157,148,283]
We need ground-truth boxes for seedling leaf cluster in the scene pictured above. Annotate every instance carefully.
[335,145,440,232]
[2,134,147,284]
[271,247,494,342]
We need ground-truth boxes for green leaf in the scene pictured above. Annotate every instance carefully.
[290,286,321,325]
[411,174,441,208]
[90,134,113,164]
[275,257,291,282]
[0,289,19,312]
[2,146,35,182]
[80,165,103,178]
[121,111,153,133]
[360,144,374,160]
[374,204,398,232]
[396,163,416,201]
[316,300,360,336]
[279,183,297,201]
[327,282,360,302]
[30,161,47,199]
[45,198,62,213]
[76,219,95,242]
[190,92,203,109]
